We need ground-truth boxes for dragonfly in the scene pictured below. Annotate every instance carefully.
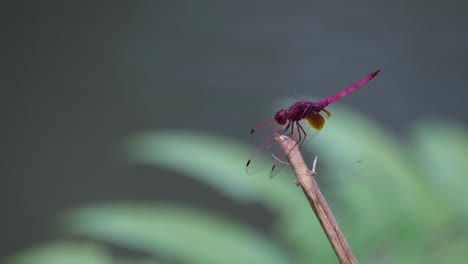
[246,70,380,178]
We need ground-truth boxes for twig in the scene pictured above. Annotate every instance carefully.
[275,135,358,264]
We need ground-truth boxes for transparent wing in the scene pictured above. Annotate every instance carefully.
[245,133,287,177]
[245,118,285,177]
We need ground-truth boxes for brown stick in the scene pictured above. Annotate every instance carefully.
[275,135,358,264]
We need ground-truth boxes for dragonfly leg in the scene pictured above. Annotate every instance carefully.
[284,121,303,155]
[295,122,302,145]
[287,121,295,137]
[297,122,307,147]
[279,120,291,134]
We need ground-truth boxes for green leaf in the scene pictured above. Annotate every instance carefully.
[6,241,111,264]
[411,121,468,219]
[61,202,291,264]
[124,131,259,201]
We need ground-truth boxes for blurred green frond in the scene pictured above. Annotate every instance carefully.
[6,241,112,264]
[411,121,468,219]
[61,202,290,264]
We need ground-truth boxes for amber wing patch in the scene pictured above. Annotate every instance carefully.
[321,108,332,118]
[306,113,326,130]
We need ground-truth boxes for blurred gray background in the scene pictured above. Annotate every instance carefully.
[2,0,467,258]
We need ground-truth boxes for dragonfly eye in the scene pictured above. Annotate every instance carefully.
[274,109,288,125]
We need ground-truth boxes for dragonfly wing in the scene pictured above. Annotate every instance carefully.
[268,138,288,178]
[245,144,272,175]
[246,131,287,176]
[246,121,292,178]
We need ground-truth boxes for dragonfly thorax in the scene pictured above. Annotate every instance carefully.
[284,101,321,122]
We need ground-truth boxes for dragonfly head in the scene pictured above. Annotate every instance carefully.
[274,109,288,125]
